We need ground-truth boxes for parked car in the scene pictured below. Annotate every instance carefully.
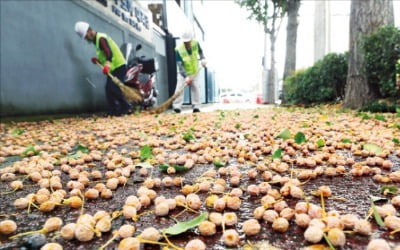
[220,92,252,104]
[256,94,264,104]
[255,91,282,105]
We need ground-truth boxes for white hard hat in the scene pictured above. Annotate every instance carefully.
[181,28,193,42]
[75,21,89,39]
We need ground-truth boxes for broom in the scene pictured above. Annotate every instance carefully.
[149,83,188,114]
[96,62,143,103]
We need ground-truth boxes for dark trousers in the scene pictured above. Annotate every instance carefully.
[105,65,131,115]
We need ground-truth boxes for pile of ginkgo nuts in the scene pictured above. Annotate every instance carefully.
[1,107,400,250]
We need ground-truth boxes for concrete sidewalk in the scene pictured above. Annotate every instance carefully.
[167,102,275,114]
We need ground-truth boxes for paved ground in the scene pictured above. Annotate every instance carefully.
[168,102,274,114]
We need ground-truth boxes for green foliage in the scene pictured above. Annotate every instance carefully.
[159,163,187,172]
[294,132,306,144]
[316,138,325,148]
[380,185,398,195]
[363,143,383,154]
[68,144,89,159]
[272,148,282,159]
[165,212,208,235]
[370,198,385,227]
[363,26,400,98]
[283,53,348,104]
[236,0,287,27]
[374,114,386,121]
[21,145,40,157]
[182,129,195,142]
[139,145,153,161]
[11,128,24,137]
[360,100,398,113]
[276,128,291,140]
[213,159,226,168]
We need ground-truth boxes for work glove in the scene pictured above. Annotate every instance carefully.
[201,59,207,68]
[91,57,99,64]
[102,63,110,75]
[185,76,193,85]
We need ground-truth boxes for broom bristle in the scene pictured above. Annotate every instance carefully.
[120,84,143,102]
[97,62,143,103]
[110,74,143,102]
[150,84,187,114]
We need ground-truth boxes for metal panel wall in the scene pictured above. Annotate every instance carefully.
[0,0,161,117]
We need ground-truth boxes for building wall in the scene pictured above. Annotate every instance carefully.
[0,0,166,117]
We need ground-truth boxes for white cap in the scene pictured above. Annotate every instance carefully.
[75,21,89,39]
[181,28,193,42]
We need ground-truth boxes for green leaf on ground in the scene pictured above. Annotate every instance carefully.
[294,132,306,144]
[380,185,398,195]
[159,163,186,172]
[164,212,208,235]
[68,144,89,159]
[316,138,325,148]
[272,148,282,159]
[276,129,291,140]
[370,198,385,227]
[341,138,351,143]
[140,145,153,161]
[323,233,336,250]
[182,129,195,142]
[363,143,383,154]
[11,128,24,137]
[75,144,89,153]
[213,160,225,168]
[21,145,40,157]
[361,113,371,120]
[374,114,386,121]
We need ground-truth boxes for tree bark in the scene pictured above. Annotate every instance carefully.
[283,0,300,80]
[267,30,276,103]
[343,0,394,109]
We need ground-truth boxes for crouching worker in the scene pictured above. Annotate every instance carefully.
[74,21,131,116]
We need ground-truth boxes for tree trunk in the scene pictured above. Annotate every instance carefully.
[267,31,276,103]
[343,0,394,109]
[283,0,300,80]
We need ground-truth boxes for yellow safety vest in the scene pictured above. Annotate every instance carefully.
[176,40,199,75]
[95,32,126,72]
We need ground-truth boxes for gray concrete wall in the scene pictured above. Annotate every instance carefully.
[0,0,163,117]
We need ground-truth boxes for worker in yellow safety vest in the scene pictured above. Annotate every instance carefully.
[172,28,207,113]
[75,21,131,116]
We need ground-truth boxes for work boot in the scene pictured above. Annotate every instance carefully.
[174,108,181,113]
[193,108,200,113]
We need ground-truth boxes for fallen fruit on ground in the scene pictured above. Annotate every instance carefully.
[1,106,400,249]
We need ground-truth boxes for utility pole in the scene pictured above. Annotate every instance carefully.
[162,0,178,97]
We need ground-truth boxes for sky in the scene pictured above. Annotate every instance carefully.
[201,0,400,93]
[203,1,264,93]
